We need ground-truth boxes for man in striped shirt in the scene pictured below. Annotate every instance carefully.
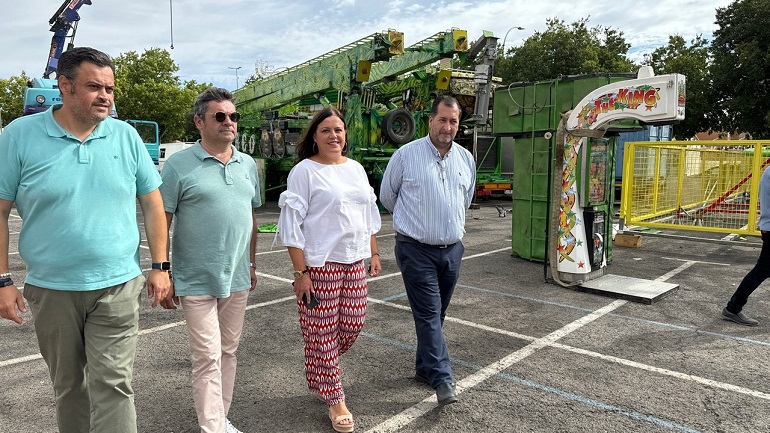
[380,95,476,406]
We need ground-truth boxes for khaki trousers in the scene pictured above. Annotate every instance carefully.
[23,275,145,433]
[180,290,249,433]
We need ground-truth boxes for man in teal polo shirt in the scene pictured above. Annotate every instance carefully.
[159,87,261,433]
[0,47,171,433]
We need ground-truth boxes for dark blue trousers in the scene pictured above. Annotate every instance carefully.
[727,231,770,313]
[395,238,464,388]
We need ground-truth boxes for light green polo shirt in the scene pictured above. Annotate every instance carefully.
[159,142,261,298]
[0,106,161,290]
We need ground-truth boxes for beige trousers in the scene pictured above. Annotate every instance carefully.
[180,290,249,433]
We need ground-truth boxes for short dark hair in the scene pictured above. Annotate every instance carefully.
[194,87,235,118]
[430,95,461,117]
[56,47,114,80]
[295,108,347,164]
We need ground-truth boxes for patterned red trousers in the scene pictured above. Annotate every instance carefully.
[298,260,367,406]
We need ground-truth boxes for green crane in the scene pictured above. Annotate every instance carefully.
[233,29,502,197]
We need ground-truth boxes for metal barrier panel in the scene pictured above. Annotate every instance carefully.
[620,140,770,235]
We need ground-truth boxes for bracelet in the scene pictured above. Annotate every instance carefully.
[0,272,11,279]
[371,253,380,257]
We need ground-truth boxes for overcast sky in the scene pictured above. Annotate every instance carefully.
[0,0,733,90]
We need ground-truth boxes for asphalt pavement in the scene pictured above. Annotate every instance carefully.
[2,199,770,432]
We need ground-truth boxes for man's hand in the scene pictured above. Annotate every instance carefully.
[0,285,26,324]
[146,270,172,308]
[250,266,258,291]
[159,284,179,310]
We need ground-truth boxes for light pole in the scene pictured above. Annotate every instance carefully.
[229,66,242,90]
[500,26,525,56]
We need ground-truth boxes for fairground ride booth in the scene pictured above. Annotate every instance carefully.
[493,67,686,303]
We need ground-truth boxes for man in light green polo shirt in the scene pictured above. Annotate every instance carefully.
[159,87,261,433]
[0,47,171,433]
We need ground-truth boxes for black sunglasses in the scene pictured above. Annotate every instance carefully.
[213,112,240,122]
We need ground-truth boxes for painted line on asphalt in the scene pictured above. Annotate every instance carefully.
[661,256,730,266]
[363,332,703,433]
[456,283,770,348]
[4,248,767,433]
[550,341,770,401]
[365,299,629,433]
[0,353,42,368]
[363,259,713,432]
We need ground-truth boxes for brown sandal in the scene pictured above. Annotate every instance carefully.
[329,409,355,433]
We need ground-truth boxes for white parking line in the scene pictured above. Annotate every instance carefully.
[3,248,766,432]
[363,258,712,432]
[366,299,628,433]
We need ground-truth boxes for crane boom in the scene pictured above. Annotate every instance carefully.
[234,30,403,120]
[44,0,93,78]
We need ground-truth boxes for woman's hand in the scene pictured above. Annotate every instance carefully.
[292,273,313,303]
[369,254,382,276]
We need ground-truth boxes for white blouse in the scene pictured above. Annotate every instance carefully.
[277,158,382,267]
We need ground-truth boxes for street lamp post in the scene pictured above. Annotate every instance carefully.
[229,66,242,90]
[500,26,525,56]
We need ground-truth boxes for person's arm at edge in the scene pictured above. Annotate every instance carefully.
[287,246,311,303]
[368,235,381,276]
[0,198,25,324]
[249,208,258,291]
[137,189,172,308]
[379,151,402,213]
[159,211,178,309]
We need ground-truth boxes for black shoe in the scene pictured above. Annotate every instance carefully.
[436,383,458,406]
[722,307,759,326]
[414,371,430,385]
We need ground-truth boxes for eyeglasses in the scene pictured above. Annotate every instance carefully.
[213,112,240,123]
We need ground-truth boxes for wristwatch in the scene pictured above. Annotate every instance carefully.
[293,269,308,279]
[151,261,171,271]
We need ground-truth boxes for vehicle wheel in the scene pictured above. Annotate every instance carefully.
[382,108,416,145]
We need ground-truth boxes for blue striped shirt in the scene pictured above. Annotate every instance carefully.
[380,135,476,245]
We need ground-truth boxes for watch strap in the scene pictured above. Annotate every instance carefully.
[151,261,171,271]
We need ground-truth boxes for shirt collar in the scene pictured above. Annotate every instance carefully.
[44,104,113,141]
[424,135,454,158]
[191,140,243,163]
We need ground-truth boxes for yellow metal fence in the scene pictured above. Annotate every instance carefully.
[620,140,770,235]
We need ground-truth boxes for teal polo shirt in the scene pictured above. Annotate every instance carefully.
[159,142,262,298]
[0,106,162,290]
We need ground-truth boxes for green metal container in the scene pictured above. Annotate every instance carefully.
[511,135,552,260]
[501,74,634,261]
[492,73,639,135]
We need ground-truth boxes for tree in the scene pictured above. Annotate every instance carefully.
[0,72,32,126]
[710,0,770,138]
[496,18,637,84]
[113,48,210,141]
[643,35,712,139]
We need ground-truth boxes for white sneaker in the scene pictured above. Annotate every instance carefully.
[226,419,244,433]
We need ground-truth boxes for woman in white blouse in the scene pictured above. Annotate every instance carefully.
[277,107,381,433]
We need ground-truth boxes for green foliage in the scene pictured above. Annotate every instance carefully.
[497,18,637,84]
[113,48,211,141]
[643,35,712,139]
[0,72,32,126]
[710,0,770,138]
